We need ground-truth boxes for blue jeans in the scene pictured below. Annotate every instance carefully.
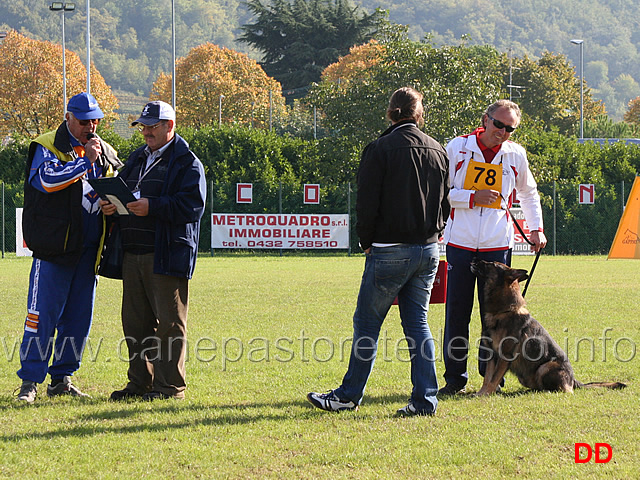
[442,245,511,389]
[335,243,440,414]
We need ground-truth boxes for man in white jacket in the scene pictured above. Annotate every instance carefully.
[439,99,547,396]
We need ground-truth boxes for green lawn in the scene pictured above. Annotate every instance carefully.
[0,254,638,479]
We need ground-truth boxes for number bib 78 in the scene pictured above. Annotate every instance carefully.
[463,160,503,209]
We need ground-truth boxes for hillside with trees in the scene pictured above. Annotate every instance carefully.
[2,20,640,255]
[360,0,640,121]
[240,0,383,93]
[1,0,640,119]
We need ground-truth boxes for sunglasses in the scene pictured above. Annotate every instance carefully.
[488,114,516,133]
[137,122,165,132]
[77,118,100,126]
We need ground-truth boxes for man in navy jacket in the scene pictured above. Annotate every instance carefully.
[101,101,206,401]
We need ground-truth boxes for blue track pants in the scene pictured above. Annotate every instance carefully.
[17,247,98,383]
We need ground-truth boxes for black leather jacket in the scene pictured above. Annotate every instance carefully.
[356,120,451,250]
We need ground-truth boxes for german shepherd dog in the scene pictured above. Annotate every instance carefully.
[469,259,626,395]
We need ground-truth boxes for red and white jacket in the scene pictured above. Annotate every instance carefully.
[442,131,544,251]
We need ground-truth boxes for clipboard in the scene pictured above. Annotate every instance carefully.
[88,176,136,215]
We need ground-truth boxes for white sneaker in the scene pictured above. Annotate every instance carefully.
[17,381,37,404]
[307,390,358,412]
[396,400,435,417]
[47,376,90,398]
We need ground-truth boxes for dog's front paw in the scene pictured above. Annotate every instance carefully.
[475,387,495,397]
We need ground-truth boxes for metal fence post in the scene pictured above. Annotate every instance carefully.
[1,182,4,258]
[210,179,214,257]
[347,182,352,257]
[279,181,283,257]
[552,180,557,256]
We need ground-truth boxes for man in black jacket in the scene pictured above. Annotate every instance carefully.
[308,87,450,416]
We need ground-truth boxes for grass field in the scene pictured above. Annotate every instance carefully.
[0,253,638,479]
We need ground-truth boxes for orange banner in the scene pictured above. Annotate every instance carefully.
[608,177,640,259]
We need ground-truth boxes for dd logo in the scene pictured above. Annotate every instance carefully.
[574,443,613,463]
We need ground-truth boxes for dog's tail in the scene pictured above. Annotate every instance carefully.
[575,380,627,390]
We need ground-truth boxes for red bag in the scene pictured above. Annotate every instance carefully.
[392,260,447,305]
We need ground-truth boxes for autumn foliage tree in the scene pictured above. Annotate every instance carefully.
[321,40,384,84]
[623,97,640,125]
[150,43,286,129]
[0,30,118,138]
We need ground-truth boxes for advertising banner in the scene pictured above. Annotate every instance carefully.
[15,208,33,257]
[212,213,349,249]
[608,176,640,259]
[511,207,535,255]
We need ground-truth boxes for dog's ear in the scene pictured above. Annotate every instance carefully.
[509,268,529,283]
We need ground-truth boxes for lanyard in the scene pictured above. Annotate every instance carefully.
[135,155,163,191]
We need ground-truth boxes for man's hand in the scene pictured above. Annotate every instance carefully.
[99,199,117,216]
[126,198,149,216]
[84,137,102,164]
[473,189,500,206]
[529,230,547,253]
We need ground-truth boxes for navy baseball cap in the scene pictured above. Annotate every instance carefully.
[67,92,104,120]
[131,101,176,126]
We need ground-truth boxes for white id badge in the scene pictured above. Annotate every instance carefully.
[133,189,141,200]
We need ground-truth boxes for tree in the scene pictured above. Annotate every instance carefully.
[0,30,118,138]
[613,74,640,116]
[624,97,640,125]
[239,0,384,92]
[309,25,503,147]
[321,39,384,84]
[150,43,286,130]
[586,113,640,138]
[586,60,609,87]
[500,51,605,135]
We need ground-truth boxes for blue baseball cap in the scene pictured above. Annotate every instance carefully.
[131,101,176,126]
[67,92,104,120]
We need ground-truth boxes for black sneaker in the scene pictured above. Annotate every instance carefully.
[396,400,435,417]
[16,380,37,404]
[306,390,358,412]
[437,384,466,397]
[110,388,144,401]
[47,376,90,398]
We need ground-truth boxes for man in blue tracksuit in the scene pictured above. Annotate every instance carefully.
[17,92,122,403]
[101,101,206,401]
